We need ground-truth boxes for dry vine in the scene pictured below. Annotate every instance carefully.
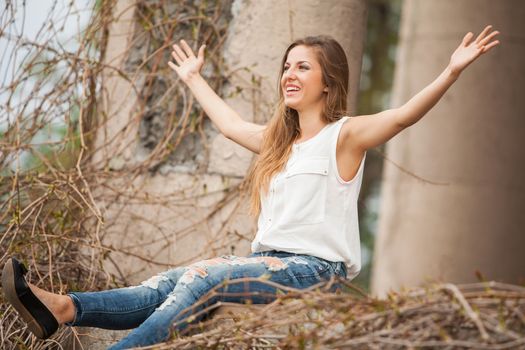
[0,0,246,348]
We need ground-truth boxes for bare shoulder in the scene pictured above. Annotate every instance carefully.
[338,116,363,152]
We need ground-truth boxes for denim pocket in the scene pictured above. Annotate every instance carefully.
[287,255,332,280]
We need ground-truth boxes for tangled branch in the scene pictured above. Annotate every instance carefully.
[145,279,525,349]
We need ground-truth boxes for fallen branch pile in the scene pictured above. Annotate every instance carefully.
[145,279,525,349]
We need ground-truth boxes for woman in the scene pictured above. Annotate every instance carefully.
[2,26,499,349]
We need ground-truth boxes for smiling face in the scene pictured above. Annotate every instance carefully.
[280,45,327,112]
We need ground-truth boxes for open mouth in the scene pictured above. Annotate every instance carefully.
[285,87,301,96]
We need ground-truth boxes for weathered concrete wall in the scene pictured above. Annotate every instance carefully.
[94,0,244,285]
[372,0,525,298]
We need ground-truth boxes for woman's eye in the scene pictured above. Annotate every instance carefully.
[283,66,308,71]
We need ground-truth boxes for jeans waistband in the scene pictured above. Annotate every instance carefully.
[251,250,347,278]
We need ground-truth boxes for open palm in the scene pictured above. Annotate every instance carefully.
[168,39,206,83]
[449,25,500,76]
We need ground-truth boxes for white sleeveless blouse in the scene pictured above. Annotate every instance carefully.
[250,116,367,280]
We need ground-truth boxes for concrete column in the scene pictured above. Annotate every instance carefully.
[372,0,525,298]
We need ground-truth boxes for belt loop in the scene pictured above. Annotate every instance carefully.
[340,262,347,277]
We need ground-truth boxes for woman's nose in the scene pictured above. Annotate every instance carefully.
[283,69,297,80]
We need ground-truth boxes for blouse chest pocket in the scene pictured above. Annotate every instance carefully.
[282,157,329,225]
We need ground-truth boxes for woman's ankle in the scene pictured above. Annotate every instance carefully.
[57,294,76,324]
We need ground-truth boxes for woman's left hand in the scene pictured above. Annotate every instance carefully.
[448,25,500,77]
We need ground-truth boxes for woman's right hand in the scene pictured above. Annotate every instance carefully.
[168,39,206,83]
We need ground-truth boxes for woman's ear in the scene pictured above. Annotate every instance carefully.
[323,86,329,92]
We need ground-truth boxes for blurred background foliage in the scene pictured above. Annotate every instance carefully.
[353,0,402,292]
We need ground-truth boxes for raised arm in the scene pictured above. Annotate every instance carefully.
[344,25,500,152]
[168,39,265,154]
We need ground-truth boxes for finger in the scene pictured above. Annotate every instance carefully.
[172,44,187,60]
[482,40,500,53]
[462,32,474,46]
[180,39,195,58]
[475,25,492,44]
[479,30,499,46]
[168,61,179,73]
[171,50,183,65]
[197,44,206,59]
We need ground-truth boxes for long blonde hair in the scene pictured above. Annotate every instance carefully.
[245,35,350,217]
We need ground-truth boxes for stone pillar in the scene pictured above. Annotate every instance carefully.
[372,0,525,298]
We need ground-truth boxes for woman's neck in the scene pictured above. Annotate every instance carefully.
[296,110,327,142]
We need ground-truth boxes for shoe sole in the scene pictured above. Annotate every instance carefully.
[2,259,46,339]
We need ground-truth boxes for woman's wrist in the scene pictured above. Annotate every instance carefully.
[183,72,204,87]
[445,64,461,82]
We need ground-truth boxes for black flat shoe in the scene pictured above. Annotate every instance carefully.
[1,257,59,339]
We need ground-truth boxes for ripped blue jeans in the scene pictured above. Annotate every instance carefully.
[67,250,348,349]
